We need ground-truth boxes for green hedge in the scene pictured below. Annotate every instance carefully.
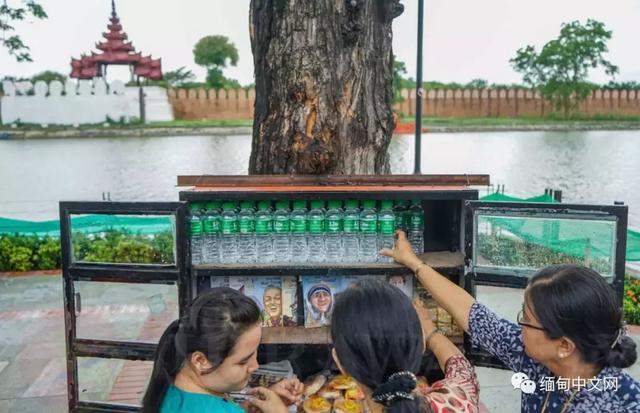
[71,230,174,264]
[0,230,174,271]
[477,233,611,275]
[478,234,639,324]
[0,235,61,272]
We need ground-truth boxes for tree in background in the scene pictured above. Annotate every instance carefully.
[30,70,66,84]
[193,35,239,89]
[162,67,196,88]
[511,19,618,118]
[393,57,408,103]
[466,79,488,89]
[249,0,404,175]
[0,0,47,62]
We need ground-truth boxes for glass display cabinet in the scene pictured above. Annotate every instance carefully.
[59,175,628,412]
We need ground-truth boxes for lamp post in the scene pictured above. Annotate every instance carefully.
[414,0,425,175]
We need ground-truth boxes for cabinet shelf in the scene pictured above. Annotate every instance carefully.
[260,326,464,345]
[261,326,330,344]
[193,251,464,276]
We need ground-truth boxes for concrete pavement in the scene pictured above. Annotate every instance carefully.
[1,275,639,412]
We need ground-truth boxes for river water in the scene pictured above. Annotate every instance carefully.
[0,130,638,228]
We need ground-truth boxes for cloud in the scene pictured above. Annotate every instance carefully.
[1,0,637,85]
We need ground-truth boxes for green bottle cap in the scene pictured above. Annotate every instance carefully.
[411,200,422,206]
[380,200,394,209]
[362,200,376,209]
[395,199,409,206]
[189,202,200,212]
[345,200,359,209]
[222,202,236,211]
[275,200,290,210]
[206,201,221,210]
[293,200,307,210]
[240,201,255,210]
[328,200,342,209]
[257,201,271,211]
[310,200,325,209]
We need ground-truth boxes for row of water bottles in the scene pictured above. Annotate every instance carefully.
[189,199,425,265]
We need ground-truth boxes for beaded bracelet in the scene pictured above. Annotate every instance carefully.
[424,327,444,347]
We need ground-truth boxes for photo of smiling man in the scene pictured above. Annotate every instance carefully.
[262,284,296,327]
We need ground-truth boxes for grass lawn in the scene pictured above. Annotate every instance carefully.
[2,115,640,132]
[145,119,253,128]
[0,119,253,131]
[404,114,640,126]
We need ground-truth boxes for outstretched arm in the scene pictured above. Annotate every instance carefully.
[383,231,528,373]
[380,231,475,332]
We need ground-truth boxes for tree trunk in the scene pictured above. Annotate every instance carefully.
[249,0,404,175]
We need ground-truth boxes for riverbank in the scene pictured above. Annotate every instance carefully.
[2,117,640,139]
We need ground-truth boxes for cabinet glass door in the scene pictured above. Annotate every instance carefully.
[463,201,628,369]
[60,202,187,412]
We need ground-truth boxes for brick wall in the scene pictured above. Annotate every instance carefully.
[168,88,255,120]
[167,87,640,120]
[395,88,640,118]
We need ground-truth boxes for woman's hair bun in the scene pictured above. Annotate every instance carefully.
[606,336,637,369]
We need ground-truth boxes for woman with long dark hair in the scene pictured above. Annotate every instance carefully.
[381,231,640,412]
[331,279,479,413]
[142,288,303,413]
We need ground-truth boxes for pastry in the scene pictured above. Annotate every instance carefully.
[329,374,357,390]
[334,398,363,413]
[304,374,327,397]
[344,386,365,401]
[317,384,342,399]
[302,395,332,413]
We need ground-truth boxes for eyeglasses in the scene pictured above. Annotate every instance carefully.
[517,306,547,332]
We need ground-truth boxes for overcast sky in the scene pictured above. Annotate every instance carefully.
[1,0,639,85]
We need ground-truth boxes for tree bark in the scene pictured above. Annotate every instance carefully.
[249,0,404,175]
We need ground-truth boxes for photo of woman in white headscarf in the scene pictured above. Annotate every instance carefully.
[304,283,334,328]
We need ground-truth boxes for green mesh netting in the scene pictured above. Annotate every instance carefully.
[626,228,640,262]
[478,192,638,263]
[0,215,173,237]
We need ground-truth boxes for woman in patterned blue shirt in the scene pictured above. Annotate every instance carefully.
[381,231,640,412]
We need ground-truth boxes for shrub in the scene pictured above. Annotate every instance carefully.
[8,246,34,272]
[624,276,640,325]
[35,236,61,270]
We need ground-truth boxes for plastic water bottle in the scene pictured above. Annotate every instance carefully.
[189,202,204,265]
[325,200,344,263]
[409,200,425,255]
[359,200,378,263]
[377,200,396,262]
[238,201,256,263]
[202,201,221,264]
[290,200,308,263]
[255,201,274,263]
[343,200,360,263]
[273,201,291,263]
[307,200,326,263]
[394,200,409,232]
[220,201,239,264]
